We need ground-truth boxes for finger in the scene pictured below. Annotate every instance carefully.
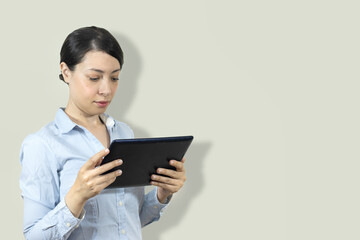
[84,148,109,170]
[151,181,178,193]
[151,174,177,186]
[92,174,119,194]
[169,160,185,172]
[156,168,179,179]
[98,176,118,191]
[94,159,123,175]
[96,169,122,185]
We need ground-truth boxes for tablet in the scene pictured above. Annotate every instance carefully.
[101,135,193,188]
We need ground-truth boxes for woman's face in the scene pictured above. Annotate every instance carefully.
[62,51,121,117]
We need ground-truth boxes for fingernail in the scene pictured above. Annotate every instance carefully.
[117,170,122,175]
[118,159,123,164]
[105,148,109,153]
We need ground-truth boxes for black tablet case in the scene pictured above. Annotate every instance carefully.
[101,136,193,188]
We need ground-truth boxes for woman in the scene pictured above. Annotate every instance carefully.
[20,26,186,240]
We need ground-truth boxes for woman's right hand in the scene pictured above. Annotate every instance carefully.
[65,148,122,218]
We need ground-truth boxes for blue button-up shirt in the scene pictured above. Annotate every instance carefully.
[20,108,168,240]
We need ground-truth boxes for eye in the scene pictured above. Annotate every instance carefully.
[111,77,119,81]
[89,77,100,81]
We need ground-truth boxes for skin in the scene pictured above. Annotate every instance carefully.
[60,50,186,218]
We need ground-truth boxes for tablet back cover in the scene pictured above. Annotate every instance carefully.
[102,136,193,188]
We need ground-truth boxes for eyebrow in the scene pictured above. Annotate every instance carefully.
[88,68,121,74]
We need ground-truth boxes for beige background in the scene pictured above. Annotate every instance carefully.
[1,0,360,239]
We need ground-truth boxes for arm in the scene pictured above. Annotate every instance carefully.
[139,158,187,227]
[20,136,123,239]
[20,135,82,240]
[23,198,84,240]
[139,187,171,227]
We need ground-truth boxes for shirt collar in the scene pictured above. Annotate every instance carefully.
[99,112,115,128]
[55,108,115,134]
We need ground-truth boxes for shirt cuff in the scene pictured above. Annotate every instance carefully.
[159,193,173,204]
[58,199,85,233]
[150,187,171,212]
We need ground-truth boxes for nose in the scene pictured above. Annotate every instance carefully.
[98,79,111,97]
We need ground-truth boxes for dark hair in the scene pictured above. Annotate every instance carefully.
[59,26,124,82]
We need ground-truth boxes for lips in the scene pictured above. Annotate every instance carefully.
[94,100,110,107]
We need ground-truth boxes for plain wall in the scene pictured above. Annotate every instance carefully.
[1,0,360,239]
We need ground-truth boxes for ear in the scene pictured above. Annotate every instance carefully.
[60,62,72,84]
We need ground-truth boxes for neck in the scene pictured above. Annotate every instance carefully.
[64,102,103,129]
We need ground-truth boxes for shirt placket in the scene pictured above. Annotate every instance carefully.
[116,188,127,238]
[107,123,128,239]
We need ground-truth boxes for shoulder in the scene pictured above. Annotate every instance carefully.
[20,122,58,167]
[21,123,52,148]
[21,120,58,149]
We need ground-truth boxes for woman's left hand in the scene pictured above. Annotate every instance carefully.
[151,158,186,203]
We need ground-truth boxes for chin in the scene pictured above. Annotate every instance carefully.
[87,106,108,116]
[95,108,108,115]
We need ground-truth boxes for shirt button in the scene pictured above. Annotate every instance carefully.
[66,222,71,227]
[118,201,123,206]
[121,229,126,234]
